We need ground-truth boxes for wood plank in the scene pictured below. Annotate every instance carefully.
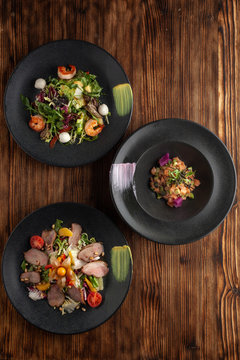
[0,0,239,359]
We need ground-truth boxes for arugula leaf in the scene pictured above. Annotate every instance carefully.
[20,95,36,113]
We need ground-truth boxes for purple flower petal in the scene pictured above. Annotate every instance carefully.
[159,153,170,166]
[173,197,183,208]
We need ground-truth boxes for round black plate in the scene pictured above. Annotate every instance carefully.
[109,119,236,245]
[2,203,132,334]
[4,40,132,167]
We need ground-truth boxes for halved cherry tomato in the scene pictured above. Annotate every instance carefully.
[49,135,58,148]
[87,291,102,308]
[29,115,45,132]
[30,235,44,249]
[58,65,76,79]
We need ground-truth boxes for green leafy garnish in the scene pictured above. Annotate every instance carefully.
[54,219,63,232]
[41,267,49,282]
[78,233,96,248]
[54,237,68,256]
[21,259,27,271]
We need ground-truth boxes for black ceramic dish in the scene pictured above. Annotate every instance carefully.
[109,119,236,245]
[2,203,132,334]
[4,40,132,167]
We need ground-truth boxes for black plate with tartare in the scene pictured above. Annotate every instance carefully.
[2,202,132,334]
[109,119,236,245]
[4,40,132,167]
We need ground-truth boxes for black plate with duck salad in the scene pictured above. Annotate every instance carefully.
[21,65,111,148]
[20,219,109,315]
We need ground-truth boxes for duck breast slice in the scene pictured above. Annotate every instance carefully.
[41,229,57,253]
[69,223,82,246]
[81,260,109,277]
[47,284,65,307]
[78,242,104,262]
[67,286,84,303]
[20,271,41,284]
[24,248,48,266]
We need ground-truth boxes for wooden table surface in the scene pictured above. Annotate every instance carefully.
[0,0,239,359]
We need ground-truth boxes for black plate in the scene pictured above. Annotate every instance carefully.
[4,40,132,167]
[109,119,236,245]
[2,203,132,334]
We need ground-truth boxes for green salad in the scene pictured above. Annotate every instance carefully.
[21,65,110,148]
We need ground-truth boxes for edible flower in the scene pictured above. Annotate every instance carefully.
[159,153,170,166]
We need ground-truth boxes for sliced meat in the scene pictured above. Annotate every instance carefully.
[41,229,57,253]
[78,242,104,262]
[69,223,82,246]
[82,260,109,277]
[47,284,65,307]
[85,103,102,119]
[24,248,48,266]
[67,286,84,303]
[20,271,40,284]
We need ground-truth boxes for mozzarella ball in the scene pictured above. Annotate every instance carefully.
[59,132,71,143]
[34,78,46,89]
[98,104,109,116]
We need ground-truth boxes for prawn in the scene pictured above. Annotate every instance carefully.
[85,119,104,137]
[58,65,76,80]
[29,115,45,132]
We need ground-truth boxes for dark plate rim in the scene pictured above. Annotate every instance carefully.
[4,40,133,167]
[1,202,133,334]
[109,118,237,245]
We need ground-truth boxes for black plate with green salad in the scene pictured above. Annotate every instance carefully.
[4,40,133,167]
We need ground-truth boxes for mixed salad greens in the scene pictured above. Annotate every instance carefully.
[20,219,109,314]
[21,65,110,148]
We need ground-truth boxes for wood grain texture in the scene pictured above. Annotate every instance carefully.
[0,0,239,359]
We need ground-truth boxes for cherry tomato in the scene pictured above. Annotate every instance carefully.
[29,115,45,132]
[87,291,102,308]
[30,235,44,249]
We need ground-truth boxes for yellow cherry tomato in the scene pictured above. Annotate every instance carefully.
[57,267,66,277]
[58,227,73,237]
[36,282,51,291]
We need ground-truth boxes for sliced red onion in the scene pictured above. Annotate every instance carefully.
[48,86,58,99]
[159,153,170,166]
[173,197,183,208]
[36,91,46,103]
